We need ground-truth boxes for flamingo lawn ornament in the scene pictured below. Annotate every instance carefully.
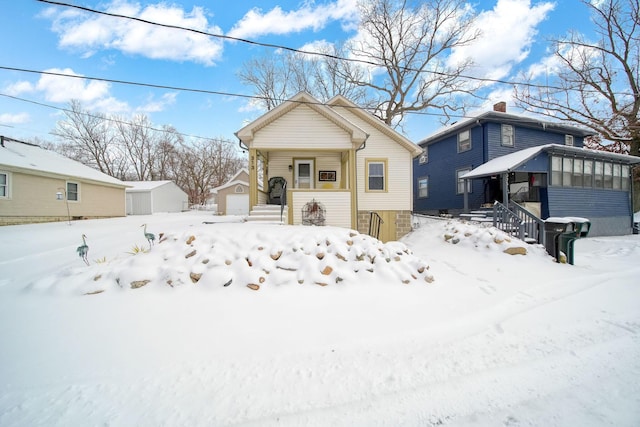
[141,223,156,247]
[77,234,89,265]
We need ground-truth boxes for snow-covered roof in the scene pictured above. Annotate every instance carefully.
[0,139,126,187]
[213,180,249,192]
[123,180,175,192]
[419,111,596,146]
[462,144,640,180]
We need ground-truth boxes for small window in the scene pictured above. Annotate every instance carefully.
[594,161,604,188]
[458,130,471,152]
[583,159,593,187]
[572,158,583,187]
[417,177,429,198]
[621,165,630,190]
[603,162,613,188]
[366,159,386,191]
[551,156,562,185]
[234,184,245,193]
[418,148,428,164]
[612,163,621,189]
[0,172,8,198]
[562,158,573,186]
[565,135,574,146]
[67,182,79,201]
[501,124,514,147]
[456,168,472,194]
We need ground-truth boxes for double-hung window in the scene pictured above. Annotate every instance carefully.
[366,159,387,191]
[0,172,8,198]
[501,124,514,147]
[565,134,574,146]
[458,130,471,152]
[67,182,79,201]
[417,177,429,198]
[456,168,472,194]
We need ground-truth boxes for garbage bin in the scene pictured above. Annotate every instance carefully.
[558,217,590,265]
[543,218,575,259]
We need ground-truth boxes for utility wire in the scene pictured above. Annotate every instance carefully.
[0,66,458,119]
[0,92,235,143]
[35,0,585,94]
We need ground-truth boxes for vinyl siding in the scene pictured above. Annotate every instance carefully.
[0,171,125,218]
[413,126,485,212]
[290,190,352,228]
[251,105,353,150]
[487,123,585,160]
[336,109,414,211]
[547,187,631,218]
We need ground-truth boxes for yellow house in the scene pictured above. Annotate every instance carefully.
[235,92,422,242]
[0,138,127,226]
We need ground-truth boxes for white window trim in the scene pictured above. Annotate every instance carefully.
[0,171,10,199]
[458,130,471,152]
[417,176,429,198]
[565,134,574,146]
[418,148,428,164]
[501,124,514,147]
[456,167,473,194]
[66,181,80,202]
[366,159,387,192]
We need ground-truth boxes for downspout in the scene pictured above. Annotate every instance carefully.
[463,179,469,213]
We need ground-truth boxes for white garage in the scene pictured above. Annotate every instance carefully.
[211,169,251,216]
[226,194,249,215]
[124,180,188,215]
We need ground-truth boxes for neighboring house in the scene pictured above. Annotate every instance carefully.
[235,92,422,242]
[413,103,640,236]
[211,168,250,215]
[123,180,188,215]
[0,137,127,226]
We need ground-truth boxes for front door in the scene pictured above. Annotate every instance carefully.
[294,159,314,189]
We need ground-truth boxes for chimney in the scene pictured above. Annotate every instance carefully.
[493,101,506,113]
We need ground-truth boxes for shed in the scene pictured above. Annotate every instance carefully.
[124,180,188,215]
[211,169,250,215]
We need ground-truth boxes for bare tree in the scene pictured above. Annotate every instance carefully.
[515,0,639,156]
[53,100,128,178]
[151,125,183,181]
[350,0,481,126]
[115,114,157,180]
[174,138,245,205]
[238,0,479,128]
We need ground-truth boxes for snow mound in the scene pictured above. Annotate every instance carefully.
[441,220,550,257]
[30,225,434,296]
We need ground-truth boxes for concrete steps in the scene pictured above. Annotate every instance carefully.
[245,204,287,223]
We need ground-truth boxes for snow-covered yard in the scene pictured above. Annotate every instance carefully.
[0,211,638,426]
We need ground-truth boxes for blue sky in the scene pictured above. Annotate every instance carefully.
[0,0,594,145]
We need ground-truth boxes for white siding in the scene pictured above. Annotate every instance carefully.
[291,191,351,228]
[336,109,413,211]
[152,182,188,213]
[252,105,353,150]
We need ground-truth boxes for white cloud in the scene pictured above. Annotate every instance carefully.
[46,1,224,66]
[36,68,111,103]
[0,112,30,125]
[448,0,555,81]
[227,0,359,39]
[4,81,35,96]
[136,92,178,113]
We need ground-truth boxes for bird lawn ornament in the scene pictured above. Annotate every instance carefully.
[141,223,156,247]
[77,234,89,265]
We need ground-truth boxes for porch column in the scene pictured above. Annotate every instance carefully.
[463,179,469,213]
[349,148,358,229]
[502,173,509,206]
[249,148,258,208]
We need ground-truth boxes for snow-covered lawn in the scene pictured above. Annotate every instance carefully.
[1,211,639,426]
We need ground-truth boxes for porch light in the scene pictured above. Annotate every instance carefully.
[288,164,293,172]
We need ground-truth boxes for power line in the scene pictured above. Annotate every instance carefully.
[36,0,581,94]
[0,65,457,119]
[0,92,235,143]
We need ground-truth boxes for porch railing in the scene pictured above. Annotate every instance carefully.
[280,180,287,222]
[368,211,384,240]
[493,201,545,245]
[509,201,545,246]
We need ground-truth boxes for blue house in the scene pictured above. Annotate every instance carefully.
[413,102,640,236]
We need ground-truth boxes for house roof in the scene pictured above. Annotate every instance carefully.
[419,111,596,147]
[462,144,640,180]
[327,95,423,157]
[235,92,369,147]
[210,168,254,193]
[0,138,126,187]
[123,180,176,192]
